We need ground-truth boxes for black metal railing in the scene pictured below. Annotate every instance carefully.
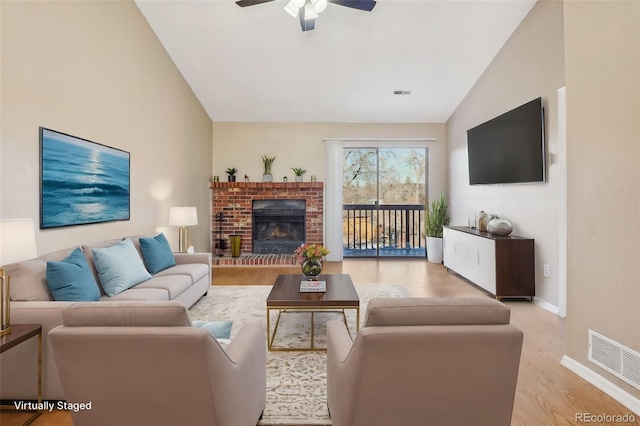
[343,204,425,255]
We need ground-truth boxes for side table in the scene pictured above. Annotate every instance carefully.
[0,324,43,426]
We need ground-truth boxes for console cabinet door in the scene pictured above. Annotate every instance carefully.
[444,228,496,294]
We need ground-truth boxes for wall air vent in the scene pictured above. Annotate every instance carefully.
[393,90,411,95]
[589,329,640,390]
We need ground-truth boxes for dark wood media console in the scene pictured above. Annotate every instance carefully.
[443,226,535,300]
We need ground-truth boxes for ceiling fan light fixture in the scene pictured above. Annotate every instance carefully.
[284,1,300,17]
[303,1,319,20]
[311,0,328,13]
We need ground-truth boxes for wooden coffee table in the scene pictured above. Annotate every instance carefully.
[266,274,360,351]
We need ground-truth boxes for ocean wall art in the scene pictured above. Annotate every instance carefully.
[40,127,130,229]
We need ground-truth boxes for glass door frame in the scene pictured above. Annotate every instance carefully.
[323,138,437,262]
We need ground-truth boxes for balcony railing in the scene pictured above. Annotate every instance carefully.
[343,204,425,257]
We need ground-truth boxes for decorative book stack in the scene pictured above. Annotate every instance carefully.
[300,280,326,293]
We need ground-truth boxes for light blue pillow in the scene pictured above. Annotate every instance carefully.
[92,238,152,296]
[140,233,176,274]
[46,248,101,301]
[193,320,233,340]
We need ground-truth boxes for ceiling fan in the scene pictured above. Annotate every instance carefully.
[235,0,376,32]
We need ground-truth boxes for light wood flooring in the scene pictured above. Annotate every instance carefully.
[2,259,637,425]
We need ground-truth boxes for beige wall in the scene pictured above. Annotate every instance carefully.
[212,122,447,199]
[446,0,565,307]
[564,0,640,396]
[1,0,213,254]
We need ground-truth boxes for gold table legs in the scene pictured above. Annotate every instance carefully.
[267,306,360,351]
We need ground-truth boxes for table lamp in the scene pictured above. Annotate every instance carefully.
[169,207,198,253]
[0,218,38,336]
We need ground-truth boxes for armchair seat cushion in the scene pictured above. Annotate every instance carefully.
[363,297,511,327]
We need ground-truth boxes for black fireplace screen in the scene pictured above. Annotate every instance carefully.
[252,199,306,254]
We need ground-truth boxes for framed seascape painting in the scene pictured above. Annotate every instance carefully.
[40,127,130,229]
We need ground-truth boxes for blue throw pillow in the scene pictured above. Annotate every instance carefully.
[46,248,100,301]
[193,320,233,340]
[92,238,152,296]
[139,233,176,274]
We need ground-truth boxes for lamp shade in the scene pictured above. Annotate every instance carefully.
[169,207,198,227]
[0,218,38,265]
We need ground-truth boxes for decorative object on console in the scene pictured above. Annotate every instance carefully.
[292,167,307,182]
[40,127,130,229]
[0,218,38,336]
[225,167,238,182]
[169,206,198,253]
[487,219,513,236]
[262,155,276,182]
[294,243,329,280]
[477,211,499,232]
[468,208,477,229]
[425,193,449,264]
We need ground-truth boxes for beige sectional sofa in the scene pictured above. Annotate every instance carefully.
[0,235,211,401]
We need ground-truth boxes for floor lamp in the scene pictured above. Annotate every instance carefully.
[169,207,198,253]
[0,218,38,336]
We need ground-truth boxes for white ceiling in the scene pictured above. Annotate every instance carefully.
[134,0,537,123]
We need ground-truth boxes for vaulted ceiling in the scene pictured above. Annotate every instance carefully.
[135,0,537,123]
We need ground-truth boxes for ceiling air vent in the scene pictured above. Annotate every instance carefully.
[393,90,411,95]
[589,329,640,390]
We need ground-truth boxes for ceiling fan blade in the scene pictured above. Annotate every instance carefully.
[299,8,316,31]
[235,0,275,7]
[328,0,376,12]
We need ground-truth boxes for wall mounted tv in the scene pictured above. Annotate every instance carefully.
[467,97,545,185]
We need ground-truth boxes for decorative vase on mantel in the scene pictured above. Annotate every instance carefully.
[301,258,322,280]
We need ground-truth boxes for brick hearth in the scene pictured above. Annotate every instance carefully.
[210,181,324,262]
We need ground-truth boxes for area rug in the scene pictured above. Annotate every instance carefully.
[189,284,410,426]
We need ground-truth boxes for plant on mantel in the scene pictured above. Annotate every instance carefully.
[225,167,238,182]
[262,155,276,182]
[292,167,306,182]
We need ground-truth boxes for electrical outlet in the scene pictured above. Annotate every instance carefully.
[543,264,550,278]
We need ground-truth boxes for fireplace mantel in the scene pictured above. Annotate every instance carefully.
[211,181,323,190]
[210,181,323,258]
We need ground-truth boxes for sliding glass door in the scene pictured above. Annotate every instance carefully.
[342,147,427,257]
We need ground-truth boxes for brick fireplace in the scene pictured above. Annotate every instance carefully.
[210,181,323,263]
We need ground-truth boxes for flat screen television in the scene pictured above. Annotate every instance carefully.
[467,97,545,185]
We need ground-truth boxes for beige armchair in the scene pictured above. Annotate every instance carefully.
[327,298,523,426]
[49,301,266,426]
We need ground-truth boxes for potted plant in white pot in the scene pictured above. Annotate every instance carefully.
[291,167,306,182]
[262,155,275,182]
[425,193,449,264]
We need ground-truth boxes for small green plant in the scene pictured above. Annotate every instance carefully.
[262,155,276,175]
[425,193,449,238]
[291,167,307,176]
[225,167,238,176]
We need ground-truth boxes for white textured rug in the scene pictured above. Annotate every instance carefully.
[189,284,410,426]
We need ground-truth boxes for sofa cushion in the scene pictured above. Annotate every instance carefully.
[133,275,191,299]
[153,263,209,284]
[193,320,233,339]
[8,247,76,301]
[92,239,152,296]
[46,248,101,302]
[139,233,176,274]
[62,301,192,327]
[363,298,511,327]
[99,288,169,302]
